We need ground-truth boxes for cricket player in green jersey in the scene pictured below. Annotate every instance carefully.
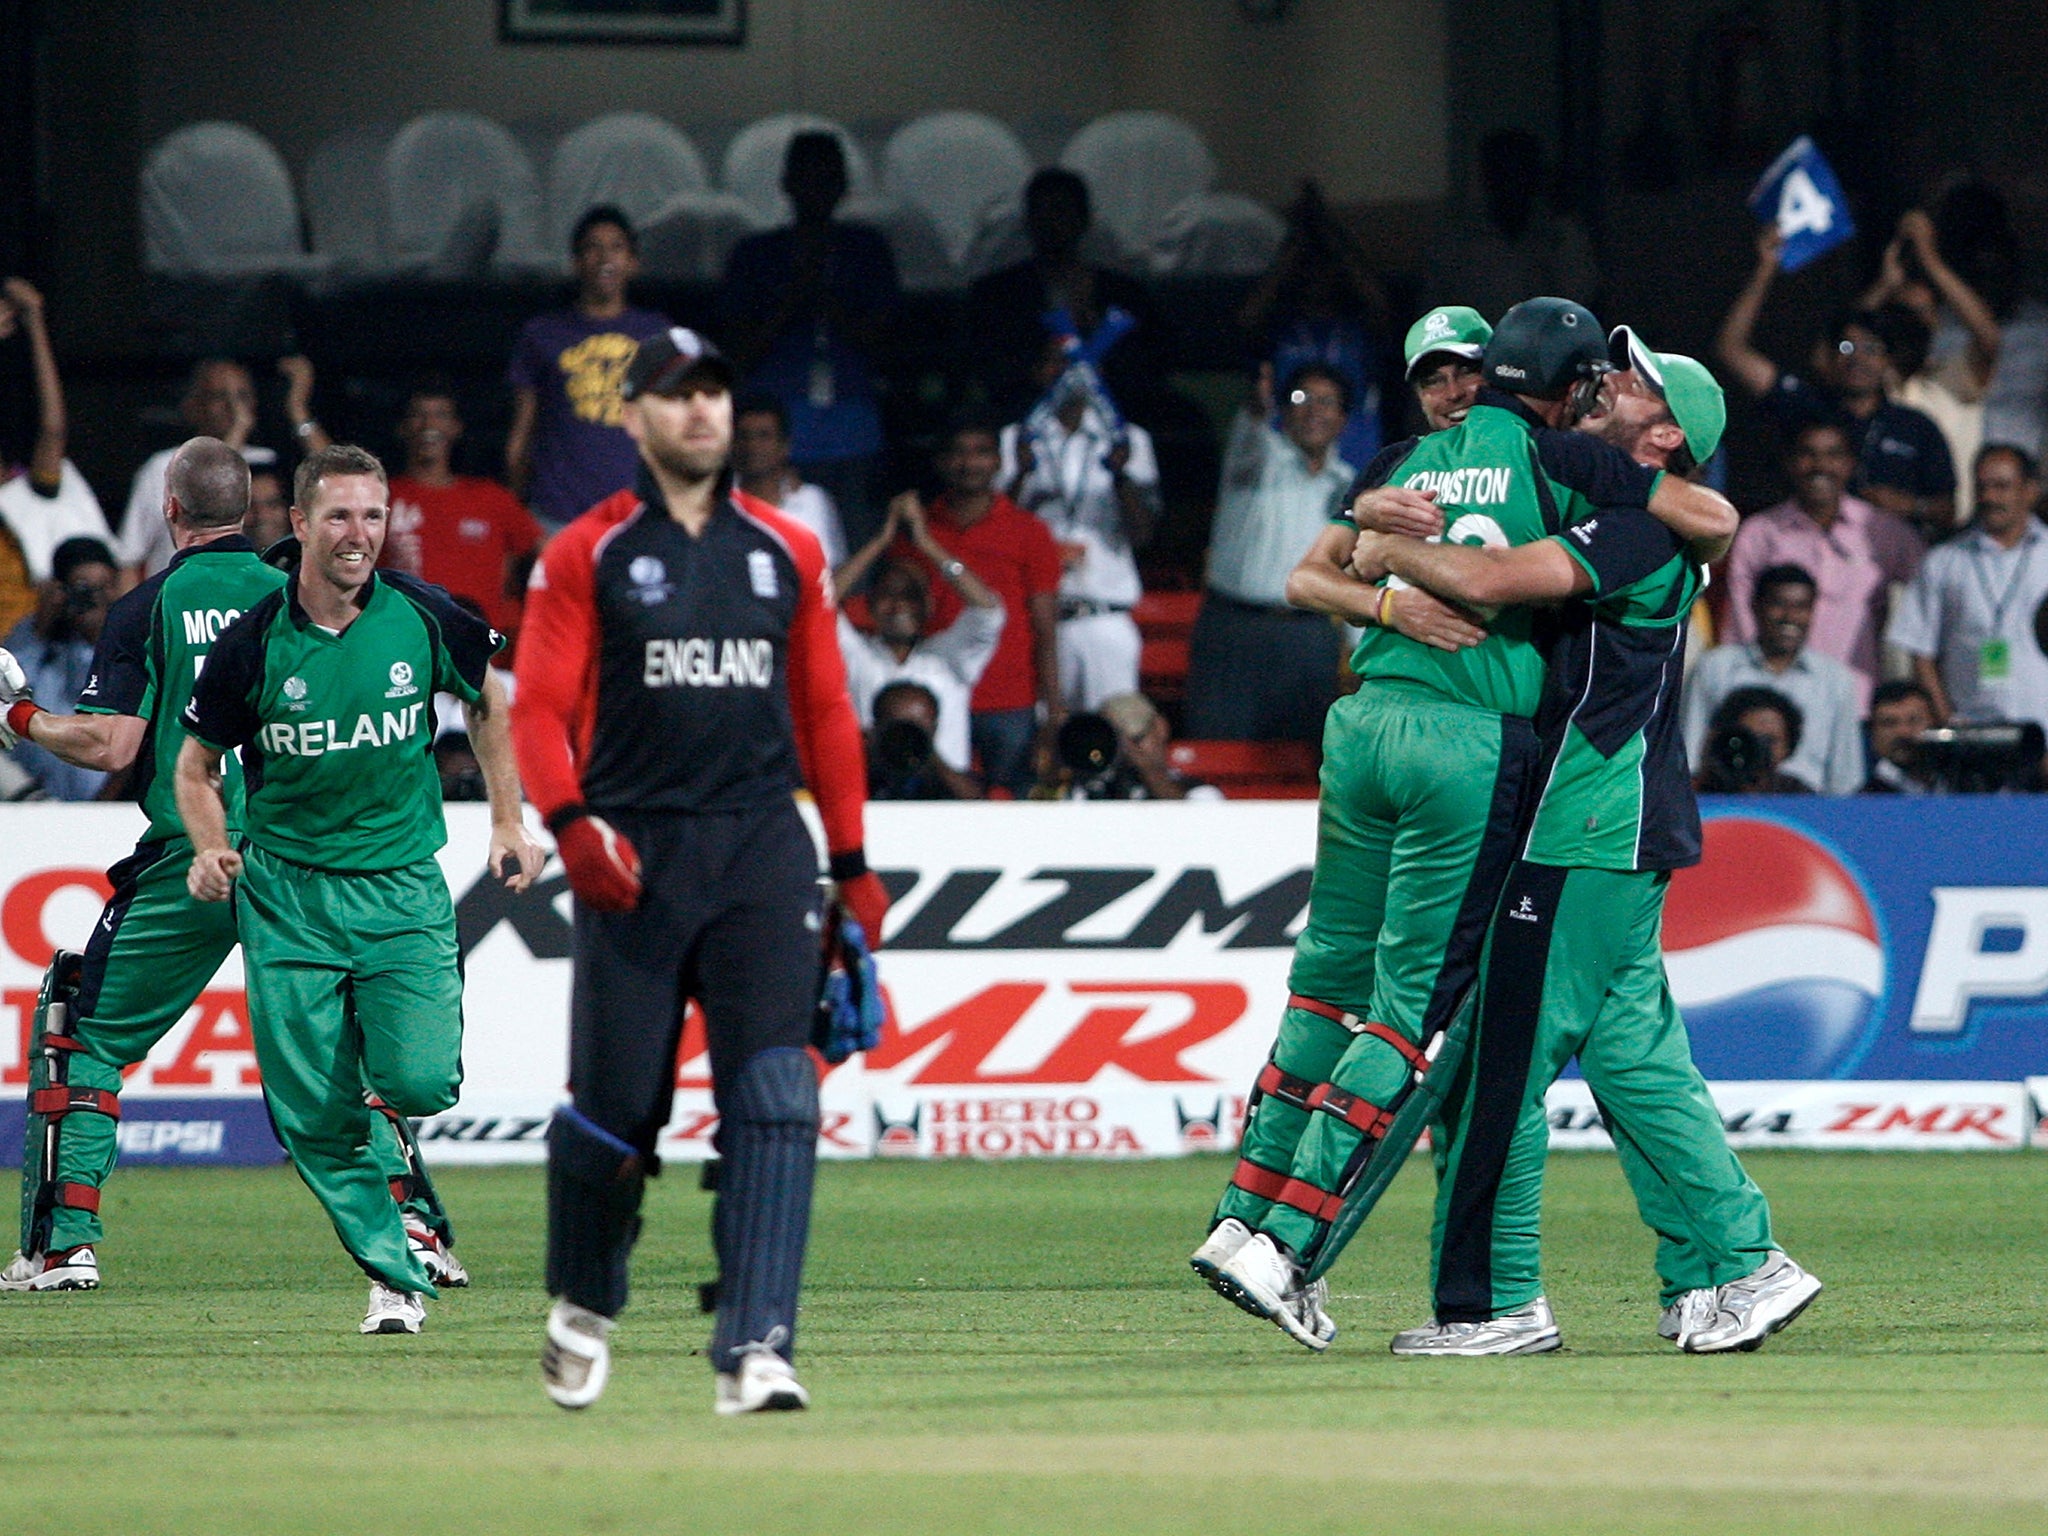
[174,444,544,1335]
[1353,332,1820,1356]
[1193,300,1741,1348]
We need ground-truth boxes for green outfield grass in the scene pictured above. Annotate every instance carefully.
[2,1152,2044,1534]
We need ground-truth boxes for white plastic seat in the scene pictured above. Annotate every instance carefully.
[1151,192,1286,277]
[1060,111,1217,267]
[304,124,398,275]
[721,113,875,228]
[882,112,1033,274]
[380,112,546,277]
[548,112,710,256]
[140,123,326,278]
[635,190,759,282]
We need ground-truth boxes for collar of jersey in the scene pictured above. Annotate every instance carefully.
[285,568,383,637]
[1473,387,1548,431]
[167,532,256,569]
[636,461,737,529]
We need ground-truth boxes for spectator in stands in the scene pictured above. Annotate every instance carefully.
[865,681,982,801]
[433,732,486,803]
[1718,227,1956,531]
[243,466,290,553]
[120,356,320,581]
[2,535,117,800]
[966,167,1170,424]
[384,378,542,646]
[1860,207,2003,503]
[1185,363,1355,742]
[506,206,671,532]
[1861,679,1940,794]
[1238,180,1390,472]
[733,393,847,569]
[720,133,900,552]
[876,417,1063,797]
[1685,563,1863,793]
[835,504,1005,777]
[1001,337,1159,712]
[1931,180,2048,463]
[1427,130,1601,321]
[1723,420,1923,707]
[1054,691,1221,802]
[1694,686,1814,795]
[0,278,113,636]
[1887,444,2048,734]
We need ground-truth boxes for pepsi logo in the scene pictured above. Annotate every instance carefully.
[1664,817,1884,1079]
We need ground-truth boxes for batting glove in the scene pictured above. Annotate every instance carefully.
[549,806,643,912]
[0,647,34,750]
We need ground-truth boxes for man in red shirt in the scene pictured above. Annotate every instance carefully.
[385,380,543,647]
[883,417,1063,794]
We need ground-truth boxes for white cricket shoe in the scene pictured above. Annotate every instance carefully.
[0,1246,99,1292]
[1290,1275,1338,1350]
[361,1281,426,1335]
[1188,1218,1253,1303]
[715,1330,809,1416]
[1215,1233,1328,1352]
[1660,1288,1719,1347]
[1683,1251,1821,1354]
[1390,1297,1561,1356]
[405,1218,469,1288]
[541,1300,615,1409]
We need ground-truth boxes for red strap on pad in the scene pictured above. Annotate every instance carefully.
[31,1087,120,1120]
[1287,993,1431,1073]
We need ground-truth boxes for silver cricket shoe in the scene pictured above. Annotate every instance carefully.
[1188,1217,1254,1307]
[541,1299,615,1409]
[1659,1288,1719,1347]
[1214,1232,1333,1352]
[1683,1251,1821,1354]
[1390,1296,1561,1356]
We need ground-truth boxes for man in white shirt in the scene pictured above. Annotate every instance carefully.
[836,503,1005,774]
[1887,444,2048,733]
[1000,340,1160,710]
[1684,563,1865,793]
[734,394,847,569]
[1185,363,1355,741]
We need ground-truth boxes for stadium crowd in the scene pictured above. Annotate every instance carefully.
[6,138,2048,804]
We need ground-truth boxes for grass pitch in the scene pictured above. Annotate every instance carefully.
[2,1152,2044,1534]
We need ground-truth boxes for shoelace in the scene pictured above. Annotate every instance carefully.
[732,1325,791,1368]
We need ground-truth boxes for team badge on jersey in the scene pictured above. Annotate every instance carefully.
[628,554,673,606]
[748,549,778,600]
[386,660,420,699]
[283,675,310,711]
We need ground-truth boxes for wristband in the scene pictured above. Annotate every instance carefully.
[544,802,592,836]
[294,419,320,440]
[6,699,39,739]
[828,848,869,882]
[1376,587,1395,628]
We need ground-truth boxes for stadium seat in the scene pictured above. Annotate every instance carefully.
[140,123,327,278]
[882,113,1034,276]
[1060,112,1216,268]
[304,124,398,275]
[1167,739,1321,799]
[547,112,711,255]
[1150,192,1286,278]
[1135,589,1203,703]
[381,112,547,278]
[636,190,761,282]
[721,113,877,227]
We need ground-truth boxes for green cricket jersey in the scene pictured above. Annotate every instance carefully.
[1524,510,1705,872]
[182,570,501,872]
[76,535,287,844]
[1341,391,1665,717]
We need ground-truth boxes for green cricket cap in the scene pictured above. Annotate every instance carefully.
[1403,306,1493,380]
[1610,325,1726,465]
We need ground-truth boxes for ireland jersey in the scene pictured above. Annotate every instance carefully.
[76,535,286,844]
[183,570,501,871]
[1524,510,1705,872]
[1344,391,1664,717]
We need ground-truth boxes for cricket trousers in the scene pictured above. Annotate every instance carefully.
[1430,862,1776,1321]
[1216,683,1539,1260]
[19,837,437,1258]
[236,845,464,1295]
[547,798,823,1375]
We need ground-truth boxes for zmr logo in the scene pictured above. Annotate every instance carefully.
[1823,1102,2016,1145]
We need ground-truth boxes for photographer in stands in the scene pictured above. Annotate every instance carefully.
[1053,692,1221,802]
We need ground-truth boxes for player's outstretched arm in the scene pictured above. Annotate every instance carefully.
[465,671,546,892]
[1647,476,1739,563]
[173,736,241,901]
[1352,531,1589,610]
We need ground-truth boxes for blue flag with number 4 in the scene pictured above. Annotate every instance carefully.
[1748,136,1856,273]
